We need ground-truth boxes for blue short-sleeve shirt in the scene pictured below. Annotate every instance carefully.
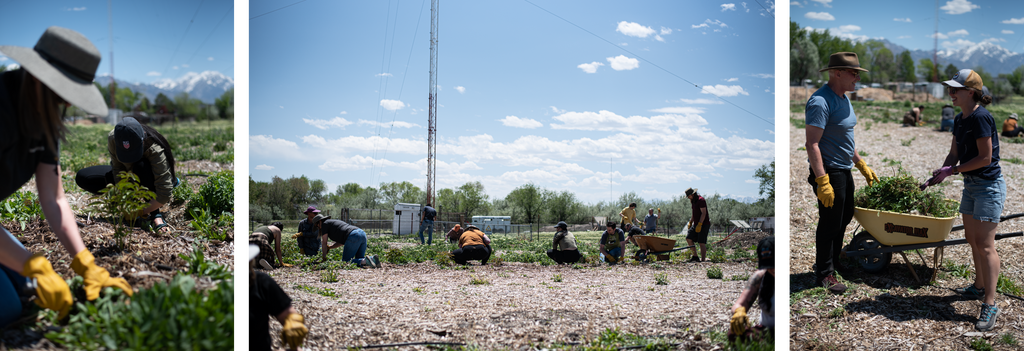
[805,84,857,170]
[953,106,1000,180]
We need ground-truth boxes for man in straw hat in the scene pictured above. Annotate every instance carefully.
[0,27,131,324]
[805,52,880,294]
[1002,113,1022,137]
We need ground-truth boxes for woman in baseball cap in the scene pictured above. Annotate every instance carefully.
[724,236,778,343]
[923,68,1004,332]
[0,27,131,325]
[75,116,180,233]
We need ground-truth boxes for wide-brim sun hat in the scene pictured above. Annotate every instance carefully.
[1011,113,1018,120]
[312,214,331,224]
[0,26,107,116]
[943,68,984,91]
[818,52,869,72]
[248,244,260,261]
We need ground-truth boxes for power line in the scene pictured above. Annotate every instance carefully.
[377,0,428,188]
[370,0,397,184]
[250,0,307,20]
[521,0,772,126]
[161,0,206,77]
[185,5,233,65]
[753,0,774,19]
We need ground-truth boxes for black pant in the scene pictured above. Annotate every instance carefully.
[452,244,491,265]
[76,161,156,196]
[807,168,855,281]
[546,249,581,264]
[1002,126,1023,137]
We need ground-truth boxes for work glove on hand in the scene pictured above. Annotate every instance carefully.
[23,253,73,319]
[292,232,302,239]
[695,223,703,233]
[281,312,308,349]
[854,159,880,186]
[281,262,294,268]
[71,250,133,300]
[814,175,835,208]
[730,307,749,335]
[928,166,955,187]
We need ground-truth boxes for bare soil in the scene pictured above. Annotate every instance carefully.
[789,114,1024,350]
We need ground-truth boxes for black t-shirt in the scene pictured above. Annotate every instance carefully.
[0,69,60,201]
[321,219,360,244]
[422,205,437,221]
[250,271,292,351]
[953,106,1001,180]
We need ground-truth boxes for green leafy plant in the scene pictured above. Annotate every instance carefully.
[707,245,727,263]
[188,207,227,241]
[944,259,973,278]
[469,275,489,285]
[186,170,234,217]
[46,275,233,350]
[729,274,751,281]
[87,171,155,250]
[998,333,1018,346]
[1004,157,1023,165]
[179,244,232,280]
[970,337,993,351]
[0,191,45,231]
[295,284,339,298]
[900,137,916,147]
[997,272,1023,296]
[654,272,669,285]
[707,266,723,279]
[552,273,563,282]
[853,169,958,217]
[170,176,192,206]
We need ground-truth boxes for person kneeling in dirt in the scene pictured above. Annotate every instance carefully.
[294,206,322,256]
[250,222,289,269]
[249,245,308,351]
[547,221,581,264]
[729,236,775,342]
[0,27,133,325]
[452,225,492,265]
[1002,113,1022,137]
[599,222,626,265]
[312,215,381,268]
[902,105,925,127]
[446,224,463,244]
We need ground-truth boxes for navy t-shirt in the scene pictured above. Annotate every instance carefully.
[953,106,1000,180]
[0,69,60,201]
[422,205,437,221]
[250,271,292,351]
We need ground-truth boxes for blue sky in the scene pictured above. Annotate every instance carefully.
[0,1,234,83]
[249,0,776,204]
[793,0,1024,53]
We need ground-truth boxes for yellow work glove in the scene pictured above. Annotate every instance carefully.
[854,159,879,186]
[730,307,749,335]
[71,250,133,300]
[606,254,618,263]
[281,312,308,349]
[281,263,294,268]
[292,232,302,239]
[814,175,835,208]
[23,253,73,320]
[696,223,703,233]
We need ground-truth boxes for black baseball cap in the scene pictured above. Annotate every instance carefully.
[757,236,774,269]
[114,117,145,163]
[555,221,568,229]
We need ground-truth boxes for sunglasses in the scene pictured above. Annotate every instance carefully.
[947,86,965,94]
[845,70,860,78]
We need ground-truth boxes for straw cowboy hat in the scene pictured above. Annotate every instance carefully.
[818,52,870,72]
[0,26,107,115]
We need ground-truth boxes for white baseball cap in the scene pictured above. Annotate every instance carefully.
[246,246,260,261]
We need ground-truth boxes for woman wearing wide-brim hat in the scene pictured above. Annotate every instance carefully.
[922,69,1004,331]
[0,26,132,325]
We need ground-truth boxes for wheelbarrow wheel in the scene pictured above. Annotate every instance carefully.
[849,231,891,273]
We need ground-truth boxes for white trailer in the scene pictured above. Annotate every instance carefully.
[393,203,422,235]
[471,216,512,235]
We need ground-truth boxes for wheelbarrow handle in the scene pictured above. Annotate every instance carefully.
[950,213,1024,232]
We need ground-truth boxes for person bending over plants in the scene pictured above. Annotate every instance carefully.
[250,222,289,269]
[312,214,380,268]
[0,27,132,325]
[729,236,775,343]
[294,206,322,256]
[546,221,581,264]
[599,222,626,265]
[250,244,308,351]
[452,224,492,265]
[75,116,179,234]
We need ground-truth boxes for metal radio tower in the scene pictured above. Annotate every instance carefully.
[426,0,438,206]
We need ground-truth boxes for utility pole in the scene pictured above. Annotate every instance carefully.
[932,0,939,82]
[108,0,115,111]
[426,0,438,206]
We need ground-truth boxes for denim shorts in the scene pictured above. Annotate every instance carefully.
[960,174,1006,223]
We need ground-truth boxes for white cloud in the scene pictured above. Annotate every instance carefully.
[741,2,749,12]
[726,77,739,82]
[893,18,912,22]
[146,71,161,76]
[455,86,466,94]
[250,135,302,158]
[207,57,214,61]
[172,66,179,70]
[550,110,707,133]
[578,61,604,73]
[380,99,406,111]
[836,25,861,33]
[376,73,393,77]
[805,12,835,21]
[692,19,728,29]
[279,106,284,109]
[655,35,665,42]
[357,119,419,128]
[942,39,977,50]
[721,3,736,11]
[607,55,639,71]
[660,27,672,35]
[791,1,803,7]
[66,7,86,11]
[1004,17,1024,25]
[302,134,424,155]
[616,21,656,38]
[898,35,912,39]
[340,111,347,114]
[255,164,274,170]
[550,106,566,114]
[678,98,725,105]
[701,85,749,97]
[648,107,708,114]
[1003,30,1015,34]
[948,29,969,37]
[303,116,353,130]
[182,64,189,68]
[982,38,1006,44]
[941,0,979,15]
[745,179,759,184]
[750,73,774,79]
[930,32,949,39]
[810,0,832,7]
[499,116,544,129]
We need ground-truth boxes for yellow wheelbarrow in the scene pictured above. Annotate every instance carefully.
[631,235,695,262]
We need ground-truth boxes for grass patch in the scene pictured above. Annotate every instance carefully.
[1003,157,1023,165]
[654,272,669,285]
[179,243,232,280]
[998,333,1018,346]
[552,273,563,282]
[970,337,993,351]
[900,137,916,147]
[707,246,727,263]
[707,266,723,279]
[294,284,340,298]
[944,259,973,279]
[997,273,1023,296]
[729,274,750,281]
[0,191,44,231]
[469,275,489,285]
[791,118,806,128]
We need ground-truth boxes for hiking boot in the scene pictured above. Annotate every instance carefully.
[819,275,847,293]
[955,284,985,300]
[258,259,273,270]
[976,303,1000,331]
[368,255,382,269]
[688,255,700,262]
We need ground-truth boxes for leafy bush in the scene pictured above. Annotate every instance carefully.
[853,169,958,218]
[87,172,155,249]
[170,176,192,206]
[179,244,232,280]
[187,170,234,216]
[707,266,723,279]
[654,273,669,285]
[47,275,233,350]
[188,207,228,241]
[0,191,45,230]
[707,246,727,263]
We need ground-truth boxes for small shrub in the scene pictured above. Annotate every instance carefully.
[170,176,192,206]
[469,275,489,285]
[729,274,750,281]
[0,191,45,231]
[970,337,993,351]
[790,118,806,128]
[654,273,669,285]
[707,266,723,279]
[179,244,232,280]
[997,273,1023,296]
[998,333,1018,346]
[1004,157,1023,165]
[188,207,227,240]
[707,246,727,263]
[827,307,845,318]
[434,250,454,267]
[295,284,339,298]
[320,268,339,283]
[87,172,155,250]
[552,274,563,282]
[186,170,234,217]
[900,137,916,147]
[944,260,972,278]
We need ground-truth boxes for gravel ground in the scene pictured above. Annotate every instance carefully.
[789,113,1024,350]
[257,258,766,350]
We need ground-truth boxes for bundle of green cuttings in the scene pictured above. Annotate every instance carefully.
[853,170,959,218]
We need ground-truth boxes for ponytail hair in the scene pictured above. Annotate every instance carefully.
[17,69,67,154]
[139,123,176,181]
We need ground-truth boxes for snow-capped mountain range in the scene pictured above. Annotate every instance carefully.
[94,71,233,104]
[872,38,1024,75]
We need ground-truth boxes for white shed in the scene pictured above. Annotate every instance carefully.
[393,203,422,235]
